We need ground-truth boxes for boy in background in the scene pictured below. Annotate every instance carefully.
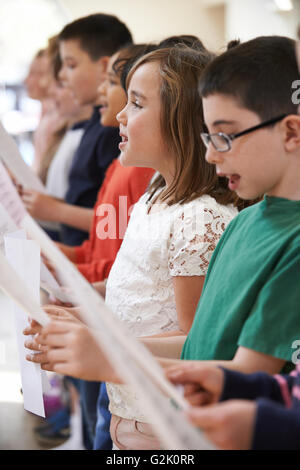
[23,14,132,246]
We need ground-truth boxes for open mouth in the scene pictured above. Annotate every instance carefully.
[228,174,241,191]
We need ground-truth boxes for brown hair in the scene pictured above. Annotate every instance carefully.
[126,46,247,210]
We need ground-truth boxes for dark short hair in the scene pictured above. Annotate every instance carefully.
[199,35,300,121]
[158,35,205,52]
[59,14,132,60]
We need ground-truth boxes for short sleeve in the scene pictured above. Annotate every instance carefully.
[168,199,233,277]
[238,241,300,362]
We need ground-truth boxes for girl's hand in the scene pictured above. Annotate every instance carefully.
[166,363,224,406]
[21,190,60,221]
[23,305,82,352]
[25,320,120,383]
[185,400,257,450]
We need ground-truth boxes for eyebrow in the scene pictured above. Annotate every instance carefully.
[212,120,237,126]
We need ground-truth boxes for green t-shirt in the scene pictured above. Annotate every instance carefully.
[182,196,300,371]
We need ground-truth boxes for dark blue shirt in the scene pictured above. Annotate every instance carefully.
[220,365,300,450]
[61,107,120,246]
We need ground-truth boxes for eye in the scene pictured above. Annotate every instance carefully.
[131,100,142,109]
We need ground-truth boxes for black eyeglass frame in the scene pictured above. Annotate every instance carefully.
[201,114,287,153]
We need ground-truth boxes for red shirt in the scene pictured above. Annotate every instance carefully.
[75,159,154,282]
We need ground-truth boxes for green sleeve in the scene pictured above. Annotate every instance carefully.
[238,241,300,363]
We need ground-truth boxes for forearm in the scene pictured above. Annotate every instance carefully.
[253,400,300,450]
[141,335,186,359]
[220,368,285,404]
[55,203,93,232]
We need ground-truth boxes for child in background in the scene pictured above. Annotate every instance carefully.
[24,43,70,184]
[26,45,241,450]
[51,44,156,284]
[22,14,132,247]
[23,36,93,242]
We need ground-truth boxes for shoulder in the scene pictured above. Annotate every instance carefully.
[174,194,239,223]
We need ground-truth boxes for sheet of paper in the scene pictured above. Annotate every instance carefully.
[0,204,18,250]
[0,163,64,301]
[40,262,74,304]
[4,231,47,417]
[22,214,217,449]
[0,122,46,193]
[0,161,26,226]
[0,249,49,326]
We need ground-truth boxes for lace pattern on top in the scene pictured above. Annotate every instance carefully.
[105,193,238,421]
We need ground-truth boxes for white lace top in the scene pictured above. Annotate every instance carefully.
[106,192,238,421]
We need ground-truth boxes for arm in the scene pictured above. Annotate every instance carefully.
[56,242,77,263]
[142,276,205,339]
[185,398,300,450]
[21,190,93,232]
[171,275,204,333]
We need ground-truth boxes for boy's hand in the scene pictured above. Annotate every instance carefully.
[166,363,224,406]
[21,190,59,221]
[25,320,119,383]
[186,400,257,450]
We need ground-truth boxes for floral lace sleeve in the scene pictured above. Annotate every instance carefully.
[168,198,236,277]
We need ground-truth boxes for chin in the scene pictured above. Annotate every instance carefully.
[120,152,143,168]
[237,189,262,201]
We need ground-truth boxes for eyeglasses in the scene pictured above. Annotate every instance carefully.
[200,114,287,153]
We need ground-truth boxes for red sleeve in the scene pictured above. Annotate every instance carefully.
[74,240,91,264]
[77,258,115,283]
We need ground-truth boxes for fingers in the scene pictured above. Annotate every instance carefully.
[167,363,210,384]
[37,332,68,348]
[185,391,212,407]
[23,318,42,336]
[24,338,47,352]
[184,405,221,430]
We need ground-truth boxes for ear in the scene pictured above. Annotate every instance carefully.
[282,115,300,153]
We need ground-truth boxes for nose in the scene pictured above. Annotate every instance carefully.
[58,65,67,84]
[205,145,224,165]
[97,79,107,98]
[116,103,127,126]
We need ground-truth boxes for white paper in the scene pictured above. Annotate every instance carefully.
[4,231,46,417]
[0,249,49,327]
[0,161,26,226]
[0,204,18,250]
[40,263,74,304]
[22,214,217,450]
[0,122,46,193]
[0,163,64,301]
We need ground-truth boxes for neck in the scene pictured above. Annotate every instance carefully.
[267,158,300,201]
[67,105,93,128]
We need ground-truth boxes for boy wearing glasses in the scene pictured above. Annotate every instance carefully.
[166,34,300,450]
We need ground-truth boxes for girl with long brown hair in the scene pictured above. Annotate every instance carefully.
[26,45,243,449]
